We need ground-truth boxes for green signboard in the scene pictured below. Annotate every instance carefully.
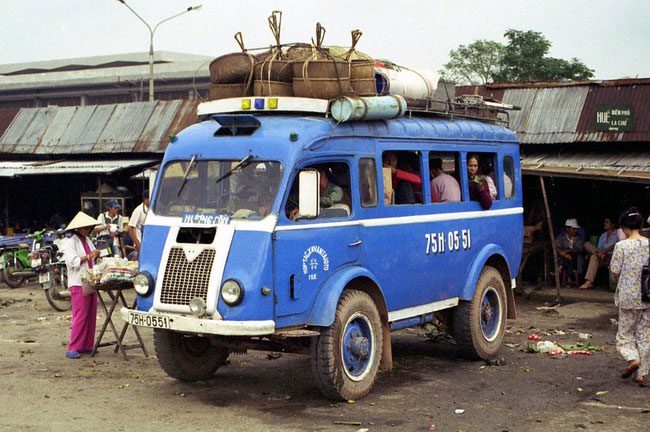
[595,104,633,131]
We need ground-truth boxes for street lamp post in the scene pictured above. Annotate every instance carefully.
[117,1,202,102]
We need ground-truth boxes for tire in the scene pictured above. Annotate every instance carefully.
[44,269,71,312]
[310,290,383,400]
[3,258,26,289]
[453,266,507,360]
[153,329,230,381]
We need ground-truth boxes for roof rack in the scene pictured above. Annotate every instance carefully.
[197,95,520,127]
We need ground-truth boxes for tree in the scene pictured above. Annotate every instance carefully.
[439,40,505,85]
[494,29,594,82]
[441,29,594,84]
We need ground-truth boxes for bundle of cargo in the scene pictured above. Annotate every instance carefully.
[208,32,256,99]
[345,30,376,97]
[292,23,352,99]
[253,11,294,97]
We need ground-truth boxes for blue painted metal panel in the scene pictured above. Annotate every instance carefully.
[135,224,169,311]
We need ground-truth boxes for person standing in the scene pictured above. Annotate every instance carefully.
[128,190,149,254]
[63,212,101,359]
[94,200,123,257]
[579,217,620,289]
[610,207,649,387]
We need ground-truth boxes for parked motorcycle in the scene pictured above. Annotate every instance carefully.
[1,230,46,288]
[30,230,70,311]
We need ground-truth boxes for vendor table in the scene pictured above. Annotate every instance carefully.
[92,280,148,360]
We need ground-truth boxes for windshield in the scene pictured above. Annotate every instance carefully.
[154,159,283,220]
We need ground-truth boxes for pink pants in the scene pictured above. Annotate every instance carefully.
[68,286,97,352]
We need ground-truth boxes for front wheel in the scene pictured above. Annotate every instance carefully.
[3,258,26,289]
[44,269,71,312]
[154,329,230,381]
[311,290,383,400]
[453,266,507,359]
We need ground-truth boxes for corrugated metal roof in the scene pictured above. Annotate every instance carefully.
[576,83,650,142]
[0,100,195,155]
[0,159,156,177]
[507,86,590,144]
[521,149,650,183]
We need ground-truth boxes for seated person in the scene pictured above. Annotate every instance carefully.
[286,169,345,220]
[555,218,584,287]
[467,154,492,210]
[430,157,461,203]
[579,217,619,289]
[382,152,422,204]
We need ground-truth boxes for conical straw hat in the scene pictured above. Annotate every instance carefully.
[66,211,101,231]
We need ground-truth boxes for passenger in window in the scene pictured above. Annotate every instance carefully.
[382,152,422,204]
[318,169,344,208]
[503,173,514,199]
[467,154,493,210]
[430,158,461,203]
[483,159,498,199]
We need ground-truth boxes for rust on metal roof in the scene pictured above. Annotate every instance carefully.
[0,100,198,155]
[521,148,650,183]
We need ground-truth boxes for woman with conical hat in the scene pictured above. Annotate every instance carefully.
[62,212,101,359]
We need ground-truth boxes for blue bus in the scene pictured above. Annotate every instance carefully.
[123,96,522,400]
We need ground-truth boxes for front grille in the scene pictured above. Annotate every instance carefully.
[160,247,216,306]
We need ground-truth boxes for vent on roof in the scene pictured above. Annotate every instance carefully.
[212,115,260,136]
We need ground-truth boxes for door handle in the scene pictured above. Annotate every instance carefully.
[348,240,362,247]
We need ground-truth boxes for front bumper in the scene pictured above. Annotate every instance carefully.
[120,307,276,336]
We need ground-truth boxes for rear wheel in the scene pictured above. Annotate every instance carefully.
[453,266,507,359]
[44,268,71,312]
[3,258,26,289]
[311,290,383,400]
[154,329,230,381]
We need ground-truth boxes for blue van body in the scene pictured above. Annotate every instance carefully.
[125,110,522,399]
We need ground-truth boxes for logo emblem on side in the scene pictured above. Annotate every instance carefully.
[182,245,203,263]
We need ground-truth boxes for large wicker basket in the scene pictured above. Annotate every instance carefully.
[209,52,255,84]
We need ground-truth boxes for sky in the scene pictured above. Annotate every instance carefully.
[1,0,649,80]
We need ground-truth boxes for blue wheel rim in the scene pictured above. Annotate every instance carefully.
[481,287,501,341]
[341,313,374,381]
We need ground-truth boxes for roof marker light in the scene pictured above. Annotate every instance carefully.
[254,98,265,110]
[268,98,278,109]
[241,99,251,110]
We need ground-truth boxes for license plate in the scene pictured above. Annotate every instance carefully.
[39,272,50,284]
[128,311,170,329]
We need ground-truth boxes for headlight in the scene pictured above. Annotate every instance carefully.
[134,272,154,296]
[221,279,244,306]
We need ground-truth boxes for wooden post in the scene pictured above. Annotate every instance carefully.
[540,176,561,303]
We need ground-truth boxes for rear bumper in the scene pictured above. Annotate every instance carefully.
[120,307,276,336]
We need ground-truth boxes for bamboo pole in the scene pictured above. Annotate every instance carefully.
[540,176,561,303]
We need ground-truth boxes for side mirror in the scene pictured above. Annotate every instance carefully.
[298,170,320,219]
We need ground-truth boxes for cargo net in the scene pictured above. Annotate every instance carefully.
[160,247,216,306]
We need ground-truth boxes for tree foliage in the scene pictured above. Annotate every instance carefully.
[440,29,594,84]
[440,40,505,85]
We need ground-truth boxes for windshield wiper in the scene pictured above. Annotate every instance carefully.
[176,155,197,197]
[214,155,253,186]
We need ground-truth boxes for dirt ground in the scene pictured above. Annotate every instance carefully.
[1,283,648,432]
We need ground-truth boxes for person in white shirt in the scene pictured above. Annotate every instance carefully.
[128,190,150,253]
[94,200,123,257]
[63,212,101,359]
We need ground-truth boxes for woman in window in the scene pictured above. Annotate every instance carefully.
[467,154,492,210]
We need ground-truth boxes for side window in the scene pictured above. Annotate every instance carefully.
[503,156,515,199]
[466,152,498,201]
[428,152,462,203]
[359,158,378,207]
[381,150,423,205]
[285,162,351,220]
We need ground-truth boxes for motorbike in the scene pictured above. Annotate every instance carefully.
[1,230,46,288]
[30,230,70,311]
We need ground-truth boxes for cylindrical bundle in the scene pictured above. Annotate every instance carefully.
[209,53,256,84]
[374,66,439,100]
[330,95,407,122]
[253,80,293,97]
[209,83,252,100]
[293,77,351,100]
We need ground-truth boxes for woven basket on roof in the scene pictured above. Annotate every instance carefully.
[209,82,252,100]
[209,52,255,85]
